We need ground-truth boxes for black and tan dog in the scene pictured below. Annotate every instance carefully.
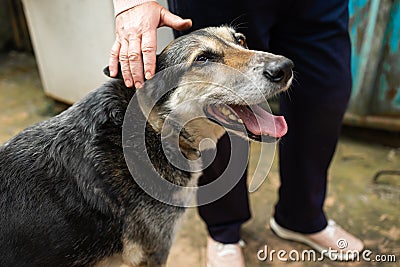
[0,26,293,267]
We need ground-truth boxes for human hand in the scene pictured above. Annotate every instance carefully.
[109,1,192,88]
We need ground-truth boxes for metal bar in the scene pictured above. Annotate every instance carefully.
[344,112,400,131]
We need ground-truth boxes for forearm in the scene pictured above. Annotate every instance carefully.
[113,0,157,16]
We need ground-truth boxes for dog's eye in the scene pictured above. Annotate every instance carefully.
[194,55,209,63]
[194,51,220,63]
[235,34,247,48]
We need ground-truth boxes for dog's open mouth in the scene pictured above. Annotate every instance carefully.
[205,104,288,142]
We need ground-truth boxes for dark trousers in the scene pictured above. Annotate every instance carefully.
[168,0,352,243]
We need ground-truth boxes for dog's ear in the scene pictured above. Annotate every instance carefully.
[103,55,161,80]
[103,63,123,80]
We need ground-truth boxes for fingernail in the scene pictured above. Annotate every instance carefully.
[135,82,143,88]
[125,80,132,87]
[145,72,152,80]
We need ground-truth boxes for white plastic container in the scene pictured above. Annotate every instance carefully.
[22,0,173,103]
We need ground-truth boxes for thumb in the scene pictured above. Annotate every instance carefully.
[160,8,192,31]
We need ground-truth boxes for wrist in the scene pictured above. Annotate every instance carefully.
[113,0,157,17]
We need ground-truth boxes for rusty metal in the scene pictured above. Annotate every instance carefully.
[346,0,400,131]
[370,1,400,116]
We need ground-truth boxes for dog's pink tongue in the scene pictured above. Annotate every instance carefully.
[231,105,288,138]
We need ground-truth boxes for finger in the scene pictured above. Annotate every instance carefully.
[119,38,134,87]
[160,8,192,31]
[128,34,144,88]
[141,30,157,80]
[109,40,121,77]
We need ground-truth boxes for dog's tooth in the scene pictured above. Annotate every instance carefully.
[228,114,237,121]
[238,118,243,124]
[221,107,231,116]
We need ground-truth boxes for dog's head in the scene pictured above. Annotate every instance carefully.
[106,26,293,153]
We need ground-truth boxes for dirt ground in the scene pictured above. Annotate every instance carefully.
[0,52,399,266]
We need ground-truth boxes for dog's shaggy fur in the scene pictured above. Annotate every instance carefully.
[0,26,293,267]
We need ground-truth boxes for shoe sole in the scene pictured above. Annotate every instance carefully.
[269,218,356,261]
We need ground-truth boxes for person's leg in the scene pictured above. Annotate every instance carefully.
[268,0,352,233]
[197,134,250,244]
[167,0,251,245]
[239,0,362,258]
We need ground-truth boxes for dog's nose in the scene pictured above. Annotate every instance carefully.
[263,58,294,83]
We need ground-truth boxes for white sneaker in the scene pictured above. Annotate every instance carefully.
[206,237,246,267]
[270,218,364,261]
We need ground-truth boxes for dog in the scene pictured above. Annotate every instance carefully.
[0,26,293,267]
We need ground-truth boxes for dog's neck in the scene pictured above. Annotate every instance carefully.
[147,110,225,160]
